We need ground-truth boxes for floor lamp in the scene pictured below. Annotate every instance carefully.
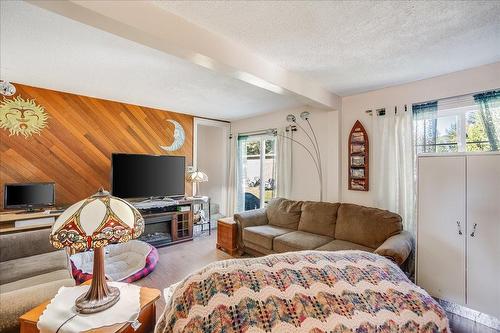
[273,111,323,201]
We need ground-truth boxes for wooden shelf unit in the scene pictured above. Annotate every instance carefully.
[348,120,369,191]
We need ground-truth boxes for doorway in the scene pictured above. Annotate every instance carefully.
[193,118,230,224]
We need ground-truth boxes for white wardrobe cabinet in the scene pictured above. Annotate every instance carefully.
[417,153,500,320]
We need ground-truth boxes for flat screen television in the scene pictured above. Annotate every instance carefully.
[4,182,55,210]
[111,153,185,199]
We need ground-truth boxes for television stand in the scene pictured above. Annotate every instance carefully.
[136,199,195,248]
[15,210,37,214]
[141,196,176,202]
[0,210,63,234]
[14,206,41,214]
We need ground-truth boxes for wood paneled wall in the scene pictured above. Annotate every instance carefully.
[0,84,193,206]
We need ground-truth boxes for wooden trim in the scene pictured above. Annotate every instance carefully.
[193,115,230,124]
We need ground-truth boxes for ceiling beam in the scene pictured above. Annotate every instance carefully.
[27,0,340,110]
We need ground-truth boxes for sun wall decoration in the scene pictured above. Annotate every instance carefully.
[0,96,49,138]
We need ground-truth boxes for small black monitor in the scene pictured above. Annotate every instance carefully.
[3,182,55,210]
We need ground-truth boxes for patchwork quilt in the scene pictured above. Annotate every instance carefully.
[155,251,450,333]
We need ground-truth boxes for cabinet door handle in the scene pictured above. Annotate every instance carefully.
[470,223,478,237]
[456,221,463,235]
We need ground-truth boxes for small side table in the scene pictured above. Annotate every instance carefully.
[216,217,238,256]
[19,282,160,333]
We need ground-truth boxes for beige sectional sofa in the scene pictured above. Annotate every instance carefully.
[234,198,413,266]
[0,229,75,333]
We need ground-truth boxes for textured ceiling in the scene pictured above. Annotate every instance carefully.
[0,1,302,121]
[156,0,500,96]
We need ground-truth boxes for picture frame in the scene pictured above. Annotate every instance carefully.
[351,155,365,167]
[350,144,365,154]
[351,132,365,143]
[350,179,365,191]
[351,168,365,179]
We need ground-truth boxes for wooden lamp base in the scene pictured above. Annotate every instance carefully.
[75,246,120,314]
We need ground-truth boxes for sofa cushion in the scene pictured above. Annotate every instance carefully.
[0,250,70,285]
[243,225,294,250]
[335,203,402,249]
[273,231,332,253]
[234,208,268,250]
[315,239,374,252]
[298,201,340,237]
[244,241,275,256]
[266,198,303,229]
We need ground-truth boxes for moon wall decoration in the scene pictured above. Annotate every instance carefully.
[160,119,185,152]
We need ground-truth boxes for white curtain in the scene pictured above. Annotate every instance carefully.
[235,136,249,213]
[227,135,239,216]
[372,105,416,233]
[276,127,292,198]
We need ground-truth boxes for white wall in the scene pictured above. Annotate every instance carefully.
[231,62,500,207]
[232,107,340,202]
[341,62,500,206]
[197,124,227,214]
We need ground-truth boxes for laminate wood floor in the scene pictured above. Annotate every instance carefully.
[133,233,498,333]
[132,232,233,318]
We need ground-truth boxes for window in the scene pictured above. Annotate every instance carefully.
[237,133,277,211]
[414,90,500,154]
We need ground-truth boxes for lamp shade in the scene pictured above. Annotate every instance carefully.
[50,188,144,252]
[186,171,208,183]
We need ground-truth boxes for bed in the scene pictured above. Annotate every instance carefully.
[155,250,449,333]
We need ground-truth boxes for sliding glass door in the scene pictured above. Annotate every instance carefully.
[237,133,276,211]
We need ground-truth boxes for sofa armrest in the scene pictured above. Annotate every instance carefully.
[234,208,268,250]
[374,231,413,266]
[234,208,268,229]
